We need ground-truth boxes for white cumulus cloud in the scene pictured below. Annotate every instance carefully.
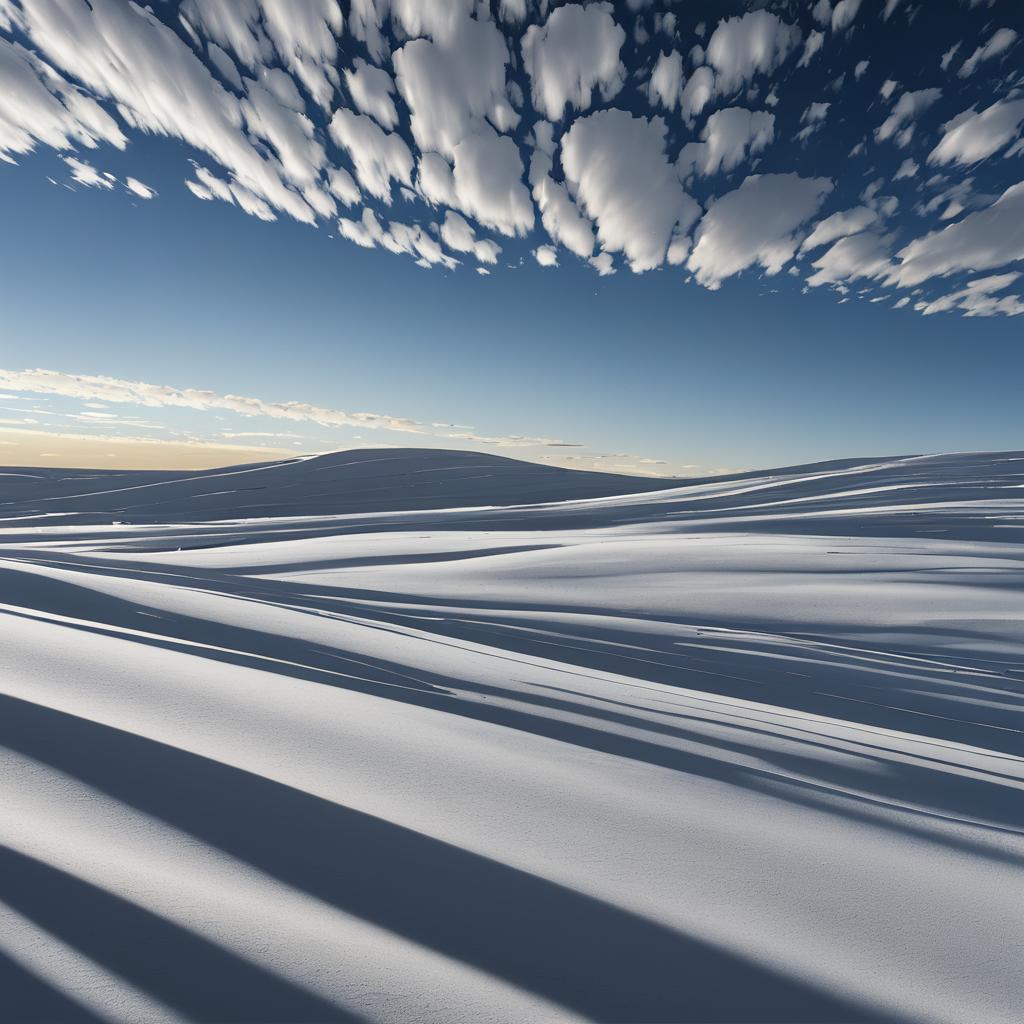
[0,37,126,163]
[831,0,862,34]
[1,0,1018,318]
[893,158,918,181]
[677,107,775,179]
[18,0,318,222]
[521,3,626,122]
[328,107,412,203]
[450,127,533,237]
[533,244,558,267]
[959,28,1017,78]
[800,206,878,252]
[805,231,892,287]
[528,139,595,259]
[887,181,1024,288]
[562,108,699,273]
[705,11,801,99]
[927,99,1024,166]
[344,57,398,131]
[797,31,824,68]
[688,173,833,289]
[915,272,1023,317]
[875,87,942,147]
[647,50,683,111]
[440,209,501,264]
[679,66,716,122]
[392,11,516,159]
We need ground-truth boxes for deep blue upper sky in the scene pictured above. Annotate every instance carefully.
[0,0,1022,474]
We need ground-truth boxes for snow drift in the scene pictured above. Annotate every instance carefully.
[1,447,1022,1023]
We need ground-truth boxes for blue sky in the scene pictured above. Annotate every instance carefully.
[1,0,1022,475]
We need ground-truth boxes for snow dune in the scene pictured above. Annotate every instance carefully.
[1,447,1022,1023]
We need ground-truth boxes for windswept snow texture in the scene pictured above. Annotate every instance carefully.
[1,447,1023,1024]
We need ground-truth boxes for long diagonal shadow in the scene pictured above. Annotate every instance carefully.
[3,580,1022,861]
[0,949,104,1024]
[0,846,357,1023]
[0,695,886,1023]
[5,554,1022,755]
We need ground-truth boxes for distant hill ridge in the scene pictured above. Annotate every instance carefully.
[1,447,1021,531]
[0,447,673,524]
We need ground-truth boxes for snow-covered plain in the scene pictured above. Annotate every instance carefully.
[1,447,1022,1024]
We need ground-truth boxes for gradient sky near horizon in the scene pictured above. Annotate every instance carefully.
[1,0,1023,476]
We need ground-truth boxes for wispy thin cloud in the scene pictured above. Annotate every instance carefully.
[0,367,579,449]
[0,367,684,475]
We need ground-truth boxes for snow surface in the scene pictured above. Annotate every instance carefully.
[0,447,1022,1023]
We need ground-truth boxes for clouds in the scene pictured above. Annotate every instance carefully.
[18,0,323,223]
[528,134,595,259]
[830,0,863,34]
[389,5,531,237]
[789,181,1024,299]
[533,244,558,267]
[0,37,125,162]
[679,66,716,122]
[328,108,412,203]
[338,206,458,268]
[875,88,942,147]
[257,0,343,110]
[915,273,1024,317]
[450,128,533,237]
[893,158,918,181]
[440,210,500,264]
[124,176,155,199]
[802,102,830,125]
[242,75,328,195]
[888,182,1024,288]
[0,0,1021,318]
[928,100,1024,166]
[0,366,588,451]
[0,366,425,434]
[797,31,825,69]
[521,3,626,121]
[800,206,878,252]
[688,174,833,289]
[562,109,698,273]
[958,28,1017,78]
[63,154,113,188]
[705,11,801,99]
[677,107,775,179]
[179,0,271,72]
[344,58,398,131]
[647,50,683,112]
[392,13,514,160]
[179,1,344,110]
[805,230,892,288]
[795,101,830,142]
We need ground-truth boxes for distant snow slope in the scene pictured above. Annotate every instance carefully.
[0,447,673,524]
[1,448,1021,1024]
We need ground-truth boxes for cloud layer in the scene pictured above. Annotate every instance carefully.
[1,0,1022,317]
[0,366,696,475]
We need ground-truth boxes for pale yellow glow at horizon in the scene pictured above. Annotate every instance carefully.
[0,427,687,477]
[0,429,302,471]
